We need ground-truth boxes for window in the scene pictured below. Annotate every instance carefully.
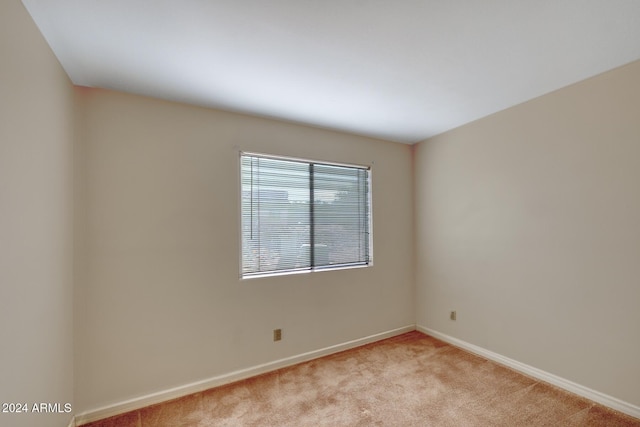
[241,153,372,278]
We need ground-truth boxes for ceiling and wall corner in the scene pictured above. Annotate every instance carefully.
[19,0,640,143]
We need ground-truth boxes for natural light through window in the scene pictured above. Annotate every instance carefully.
[240,153,372,278]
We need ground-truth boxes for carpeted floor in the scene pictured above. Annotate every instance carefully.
[82,331,640,426]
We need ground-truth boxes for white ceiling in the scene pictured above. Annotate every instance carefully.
[21,1,640,143]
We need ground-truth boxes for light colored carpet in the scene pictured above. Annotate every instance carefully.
[83,331,640,426]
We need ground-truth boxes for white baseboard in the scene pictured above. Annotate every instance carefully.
[74,325,415,426]
[417,325,640,420]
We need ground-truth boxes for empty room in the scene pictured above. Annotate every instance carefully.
[1,0,639,426]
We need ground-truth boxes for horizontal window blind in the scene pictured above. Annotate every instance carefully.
[241,153,371,277]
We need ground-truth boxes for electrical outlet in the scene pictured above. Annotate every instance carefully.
[450,311,457,321]
[273,329,282,341]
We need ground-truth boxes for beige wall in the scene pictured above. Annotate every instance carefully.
[74,89,415,411]
[415,60,640,406]
[0,1,75,426]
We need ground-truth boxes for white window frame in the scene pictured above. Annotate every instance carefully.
[239,152,373,279]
